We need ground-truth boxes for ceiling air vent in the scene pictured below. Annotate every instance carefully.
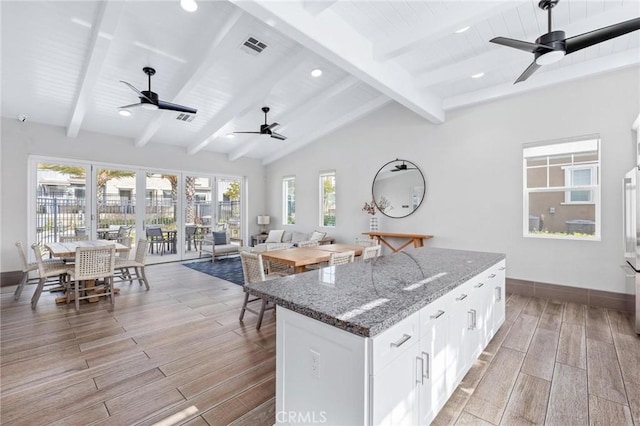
[176,113,195,123]
[241,36,267,55]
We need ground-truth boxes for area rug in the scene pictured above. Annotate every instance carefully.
[182,256,244,286]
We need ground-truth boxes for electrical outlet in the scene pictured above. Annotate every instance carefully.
[310,349,320,378]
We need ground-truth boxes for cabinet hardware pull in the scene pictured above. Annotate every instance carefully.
[416,356,424,385]
[499,266,506,271]
[468,310,474,330]
[474,282,484,288]
[422,352,430,380]
[495,286,502,302]
[472,309,477,328]
[390,334,411,348]
[431,310,445,319]
[456,294,468,301]
[488,273,496,278]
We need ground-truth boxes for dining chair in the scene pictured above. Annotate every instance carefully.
[355,237,379,247]
[185,225,198,251]
[60,235,89,242]
[146,226,167,255]
[265,243,294,275]
[239,251,286,330]
[297,240,319,247]
[30,243,71,309]
[14,241,63,301]
[362,245,382,260]
[66,245,116,312]
[329,250,356,266]
[114,239,150,290]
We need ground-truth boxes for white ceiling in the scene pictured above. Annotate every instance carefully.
[2,0,639,164]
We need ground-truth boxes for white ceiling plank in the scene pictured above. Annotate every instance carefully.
[228,75,360,161]
[66,1,124,138]
[443,49,640,111]
[374,1,528,62]
[262,95,390,165]
[229,0,445,124]
[186,47,307,155]
[134,9,244,148]
[303,0,338,16]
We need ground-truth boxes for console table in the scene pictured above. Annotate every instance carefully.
[362,231,433,253]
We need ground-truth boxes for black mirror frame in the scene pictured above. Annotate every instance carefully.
[371,158,426,219]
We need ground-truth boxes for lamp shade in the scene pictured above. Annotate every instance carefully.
[257,215,270,225]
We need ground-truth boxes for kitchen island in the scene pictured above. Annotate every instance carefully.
[244,247,506,425]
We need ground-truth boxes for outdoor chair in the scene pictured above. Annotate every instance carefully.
[66,245,116,312]
[107,225,132,241]
[185,225,198,251]
[115,239,150,290]
[297,240,319,247]
[265,242,294,275]
[355,237,379,247]
[239,251,287,330]
[146,226,168,255]
[14,241,63,301]
[30,243,70,309]
[362,245,382,260]
[329,250,356,266]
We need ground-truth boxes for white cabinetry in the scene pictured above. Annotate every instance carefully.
[275,259,506,425]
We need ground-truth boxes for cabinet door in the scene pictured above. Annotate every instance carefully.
[418,306,448,424]
[446,283,477,392]
[371,341,420,426]
[488,262,506,335]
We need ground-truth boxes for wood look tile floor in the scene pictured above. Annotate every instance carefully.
[1,262,638,425]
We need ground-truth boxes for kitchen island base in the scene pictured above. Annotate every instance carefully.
[275,259,506,425]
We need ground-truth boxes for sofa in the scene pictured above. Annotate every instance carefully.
[199,231,242,261]
[253,229,334,252]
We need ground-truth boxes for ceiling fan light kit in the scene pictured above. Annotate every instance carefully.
[180,0,198,13]
[490,0,640,83]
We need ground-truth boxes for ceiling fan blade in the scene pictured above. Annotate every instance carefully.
[265,122,280,131]
[157,100,197,114]
[233,131,262,134]
[120,81,154,103]
[270,132,287,141]
[565,17,640,54]
[490,37,554,53]
[118,103,143,109]
[514,61,542,84]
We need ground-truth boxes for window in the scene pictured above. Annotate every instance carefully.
[523,137,600,239]
[283,177,295,225]
[320,172,336,227]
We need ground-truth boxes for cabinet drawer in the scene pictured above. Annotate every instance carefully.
[419,293,450,338]
[371,311,419,374]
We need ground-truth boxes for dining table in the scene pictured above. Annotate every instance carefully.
[44,239,128,304]
[260,243,364,274]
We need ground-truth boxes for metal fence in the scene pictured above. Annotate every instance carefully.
[35,195,241,244]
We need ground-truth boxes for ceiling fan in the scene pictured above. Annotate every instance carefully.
[490,0,640,84]
[391,161,417,172]
[119,67,197,114]
[233,107,287,140]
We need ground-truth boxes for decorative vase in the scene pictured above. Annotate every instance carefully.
[369,216,378,232]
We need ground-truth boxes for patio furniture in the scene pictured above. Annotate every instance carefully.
[66,245,116,312]
[199,231,242,261]
[108,225,132,241]
[329,250,355,266]
[30,243,70,309]
[185,225,198,251]
[14,241,63,301]
[115,239,150,290]
[146,227,169,255]
[238,251,287,330]
[362,245,382,260]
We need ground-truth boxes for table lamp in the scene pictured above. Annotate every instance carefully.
[257,215,270,234]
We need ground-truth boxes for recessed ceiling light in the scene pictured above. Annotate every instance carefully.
[180,0,198,12]
[118,108,131,117]
[455,26,470,34]
[226,133,235,139]
[471,72,485,79]
[311,68,323,77]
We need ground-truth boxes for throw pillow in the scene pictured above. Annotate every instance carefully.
[310,231,326,241]
[282,231,293,243]
[265,229,285,243]
[212,232,227,245]
[291,231,308,243]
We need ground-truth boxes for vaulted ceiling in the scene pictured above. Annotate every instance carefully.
[2,1,638,164]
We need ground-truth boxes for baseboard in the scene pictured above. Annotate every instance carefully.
[506,278,634,312]
[1,271,22,287]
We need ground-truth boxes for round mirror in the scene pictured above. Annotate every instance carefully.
[372,159,426,218]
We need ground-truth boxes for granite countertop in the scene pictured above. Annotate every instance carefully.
[244,247,505,338]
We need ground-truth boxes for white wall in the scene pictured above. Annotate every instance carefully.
[0,119,266,272]
[265,66,640,294]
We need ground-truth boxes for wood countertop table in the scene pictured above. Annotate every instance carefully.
[261,244,364,274]
[361,231,433,253]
